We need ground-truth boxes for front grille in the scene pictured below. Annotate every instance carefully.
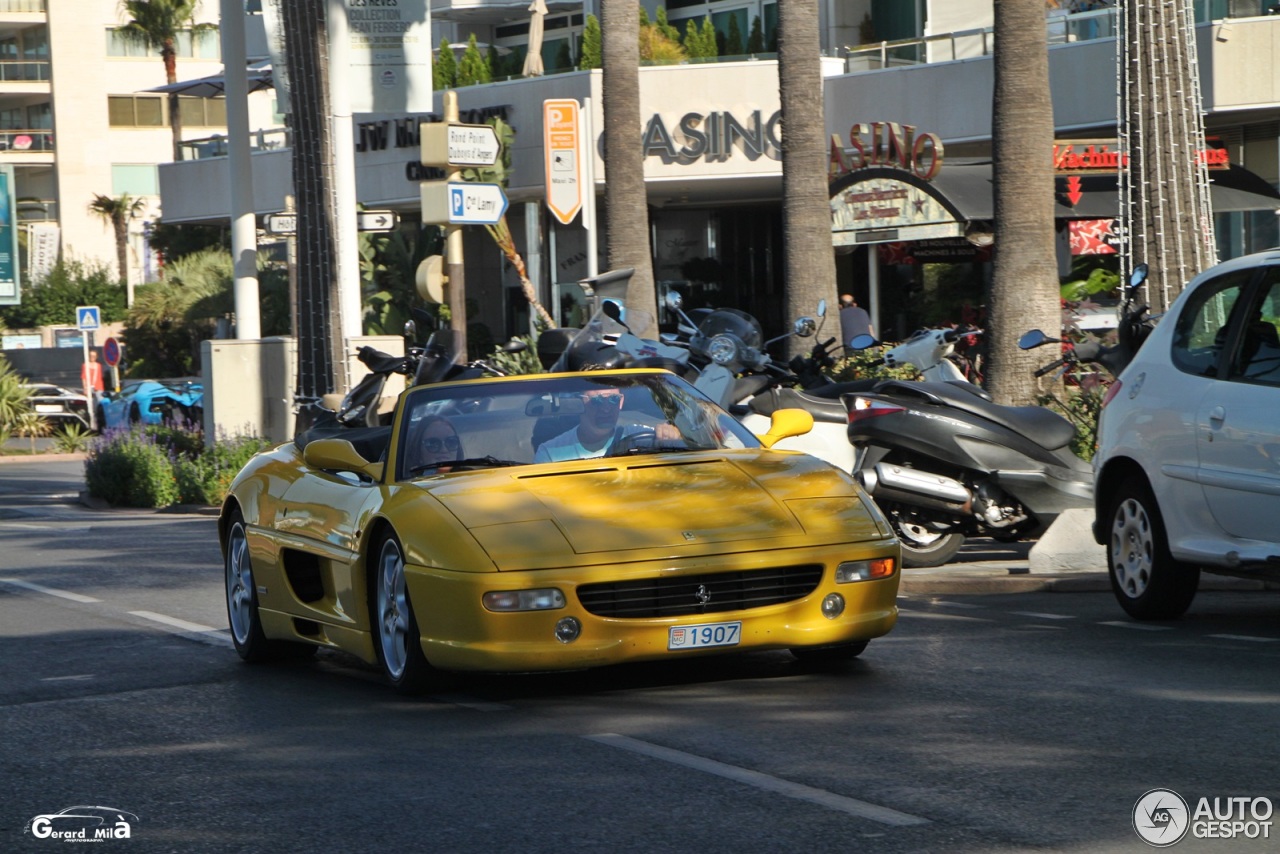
[577,565,823,619]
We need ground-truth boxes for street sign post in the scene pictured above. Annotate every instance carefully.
[421,182,509,225]
[356,210,400,232]
[420,122,502,167]
[102,336,121,393]
[544,99,583,225]
[264,213,297,236]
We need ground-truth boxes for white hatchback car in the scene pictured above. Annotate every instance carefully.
[1094,249,1280,619]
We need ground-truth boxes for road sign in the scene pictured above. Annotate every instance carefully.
[357,210,400,232]
[544,99,583,225]
[76,305,100,331]
[421,181,508,225]
[264,213,297,236]
[421,122,502,168]
[102,337,121,368]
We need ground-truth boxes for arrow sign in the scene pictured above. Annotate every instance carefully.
[264,213,297,235]
[421,122,502,168]
[76,305,101,331]
[1065,176,1083,207]
[357,210,400,232]
[421,181,508,225]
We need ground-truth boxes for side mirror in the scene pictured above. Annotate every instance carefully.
[757,408,815,448]
[793,316,818,338]
[1017,329,1059,350]
[403,319,417,340]
[817,298,827,318]
[1129,263,1148,289]
[664,291,684,311]
[848,333,877,351]
[302,438,384,482]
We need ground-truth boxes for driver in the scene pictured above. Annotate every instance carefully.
[534,387,678,463]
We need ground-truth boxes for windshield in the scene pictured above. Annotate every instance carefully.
[693,309,764,351]
[396,371,760,479]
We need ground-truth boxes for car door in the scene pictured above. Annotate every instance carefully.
[1196,265,1280,542]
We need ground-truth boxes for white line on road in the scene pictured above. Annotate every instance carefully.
[586,733,930,827]
[1098,621,1172,631]
[896,610,991,623]
[128,611,221,634]
[0,577,100,603]
[1011,611,1076,620]
[41,674,94,682]
[1208,634,1279,643]
[929,600,986,609]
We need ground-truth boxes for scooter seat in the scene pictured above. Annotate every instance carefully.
[873,380,1076,451]
[749,381,878,422]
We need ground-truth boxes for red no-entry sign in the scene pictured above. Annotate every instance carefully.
[103,336,121,368]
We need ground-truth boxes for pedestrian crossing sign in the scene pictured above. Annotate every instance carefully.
[77,305,100,331]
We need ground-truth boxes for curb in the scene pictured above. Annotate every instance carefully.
[899,568,1278,595]
[77,490,219,516]
[0,452,87,465]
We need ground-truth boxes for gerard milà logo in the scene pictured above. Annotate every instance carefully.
[24,806,138,842]
[1133,789,1275,846]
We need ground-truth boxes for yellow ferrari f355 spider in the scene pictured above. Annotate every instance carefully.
[220,369,900,692]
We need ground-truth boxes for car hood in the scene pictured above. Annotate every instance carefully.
[417,451,887,570]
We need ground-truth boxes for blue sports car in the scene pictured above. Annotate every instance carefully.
[97,379,204,431]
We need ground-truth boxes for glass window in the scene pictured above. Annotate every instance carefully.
[26,102,50,130]
[22,28,48,60]
[112,164,159,197]
[108,96,165,127]
[1231,268,1280,385]
[1170,270,1251,377]
[178,96,226,128]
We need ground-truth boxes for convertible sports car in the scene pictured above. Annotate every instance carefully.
[97,379,203,430]
[221,369,901,692]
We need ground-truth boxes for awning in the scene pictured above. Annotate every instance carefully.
[144,60,274,98]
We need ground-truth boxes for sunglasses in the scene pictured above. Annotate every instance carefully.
[584,393,623,409]
[423,435,460,453]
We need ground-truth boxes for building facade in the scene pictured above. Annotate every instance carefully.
[156,0,1280,346]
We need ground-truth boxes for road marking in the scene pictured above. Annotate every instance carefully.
[128,610,221,634]
[1208,634,1279,643]
[896,610,991,623]
[1098,621,1172,631]
[0,577,100,603]
[1011,611,1076,620]
[586,733,930,827]
[929,600,985,609]
[41,674,94,682]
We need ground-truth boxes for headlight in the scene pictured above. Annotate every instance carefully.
[835,558,896,583]
[706,334,739,365]
[482,588,566,612]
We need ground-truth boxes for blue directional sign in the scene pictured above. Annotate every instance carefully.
[76,305,101,331]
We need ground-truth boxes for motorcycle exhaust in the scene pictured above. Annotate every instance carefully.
[858,463,972,514]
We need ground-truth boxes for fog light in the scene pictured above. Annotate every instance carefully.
[821,593,845,619]
[554,617,581,643]
[483,588,566,612]
[836,558,896,583]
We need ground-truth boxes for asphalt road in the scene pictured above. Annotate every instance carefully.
[3,460,1279,853]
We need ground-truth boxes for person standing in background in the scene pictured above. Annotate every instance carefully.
[839,294,874,348]
[82,350,104,398]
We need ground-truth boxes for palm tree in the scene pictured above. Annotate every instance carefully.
[115,0,215,161]
[776,2,838,357]
[278,0,344,403]
[88,193,147,307]
[986,0,1061,406]
[601,0,658,328]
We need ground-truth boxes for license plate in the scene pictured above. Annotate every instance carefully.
[668,621,741,650]
[35,405,61,413]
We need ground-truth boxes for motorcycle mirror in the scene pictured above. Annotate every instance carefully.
[1129,263,1148,289]
[1017,329,1058,350]
[816,299,827,318]
[664,291,684,311]
[793,316,818,338]
[403,319,417,340]
[848,333,877,351]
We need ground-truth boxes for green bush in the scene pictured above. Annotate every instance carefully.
[85,430,180,508]
[173,434,272,506]
[52,423,94,453]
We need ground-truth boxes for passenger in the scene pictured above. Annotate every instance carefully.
[411,415,463,472]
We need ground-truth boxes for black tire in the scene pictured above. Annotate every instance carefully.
[371,529,436,694]
[791,640,869,666]
[1107,476,1200,620]
[224,508,316,662]
[892,516,966,568]
[95,406,107,433]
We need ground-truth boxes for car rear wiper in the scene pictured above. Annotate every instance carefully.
[409,456,523,476]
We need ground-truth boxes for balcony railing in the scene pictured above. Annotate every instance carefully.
[0,0,46,12]
[0,128,51,151]
[0,60,49,82]
[179,127,289,161]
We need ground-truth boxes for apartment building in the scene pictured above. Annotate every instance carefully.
[0,0,235,303]
[156,0,1280,343]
